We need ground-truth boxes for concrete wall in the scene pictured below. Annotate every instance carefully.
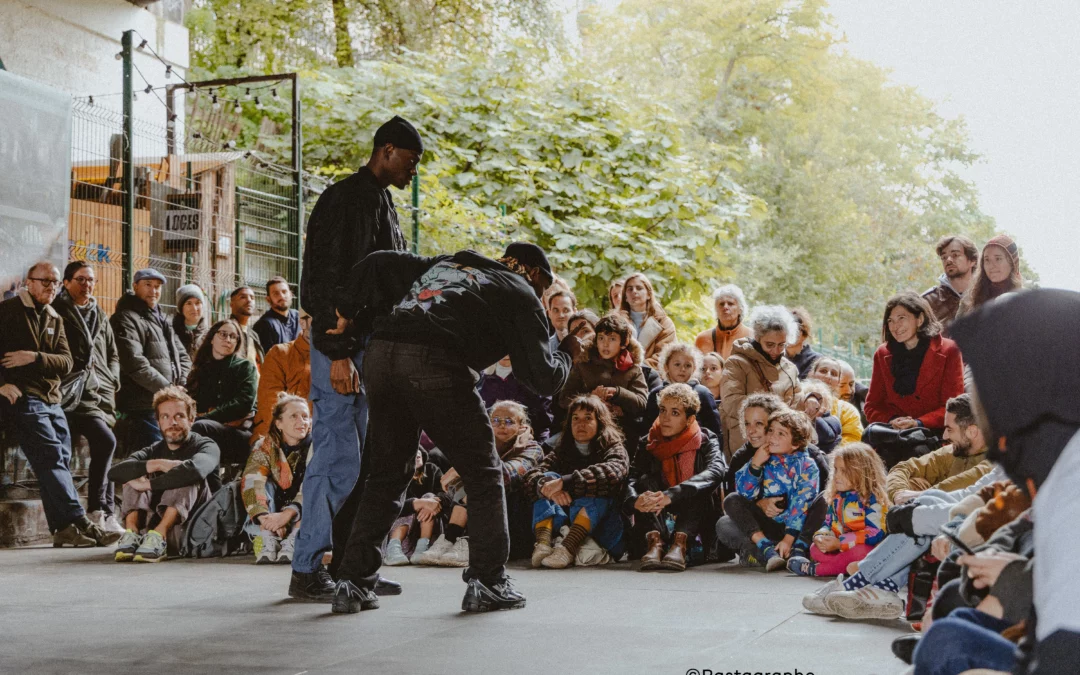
[0,0,189,120]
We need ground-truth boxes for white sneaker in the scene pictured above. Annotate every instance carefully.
[802,574,844,615]
[437,537,469,567]
[277,529,296,564]
[824,585,905,620]
[413,535,453,566]
[100,514,126,535]
[255,530,280,565]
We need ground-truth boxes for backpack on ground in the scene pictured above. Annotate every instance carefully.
[178,479,251,558]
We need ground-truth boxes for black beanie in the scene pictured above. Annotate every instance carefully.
[373,116,424,154]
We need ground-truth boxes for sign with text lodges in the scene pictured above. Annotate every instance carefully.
[163,193,201,253]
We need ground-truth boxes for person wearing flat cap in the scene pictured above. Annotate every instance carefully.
[110,268,191,454]
[289,116,424,602]
[326,242,574,614]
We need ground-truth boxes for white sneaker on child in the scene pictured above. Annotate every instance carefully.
[255,529,280,565]
[413,535,452,566]
[277,529,296,564]
[437,537,469,567]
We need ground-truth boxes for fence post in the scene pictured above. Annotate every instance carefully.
[121,30,135,291]
[291,74,304,291]
[411,174,420,254]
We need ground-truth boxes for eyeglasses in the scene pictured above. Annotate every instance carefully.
[491,417,519,427]
[29,278,61,287]
[71,276,96,285]
[216,332,240,343]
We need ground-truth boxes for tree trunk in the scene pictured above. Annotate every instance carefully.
[331,0,354,67]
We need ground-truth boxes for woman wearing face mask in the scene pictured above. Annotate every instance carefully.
[864,292,964,440]
[641,342,722,439]
[955,235,1025,320]
[719,306,801,460]
[242,393,312,564]
[618,272,677,369]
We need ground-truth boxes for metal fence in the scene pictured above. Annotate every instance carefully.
[68,97,322,317]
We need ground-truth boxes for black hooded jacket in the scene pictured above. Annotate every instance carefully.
[338,250,570,398]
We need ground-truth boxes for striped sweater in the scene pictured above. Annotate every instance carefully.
[815,490,887,551]
[525,437,629,500]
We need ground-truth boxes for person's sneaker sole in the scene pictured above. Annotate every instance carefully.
[133,553,167,563]
[331,589,379,614]
[825,593,904,620]
[287,580,335,602]
[255,553,277,565]
[765,556,787,572]
[461,595,526,613]
[114,550,136,562]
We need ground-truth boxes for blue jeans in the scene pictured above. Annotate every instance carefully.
[914,608,1017,675]
[10,397,85,532]
[854,531,930,589]
[292,346,367,573]
[532,479,623,554]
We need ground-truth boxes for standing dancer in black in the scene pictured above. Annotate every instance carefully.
[328,243,573,613]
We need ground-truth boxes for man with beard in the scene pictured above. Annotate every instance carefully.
[254,276,301,351]
[950,289,1080,675]
[229,286,263,368]
[886,394,992,504]
[288,116,422,602]
[108,386,219,563]
[328,242,572,614]
[922,235,978,330]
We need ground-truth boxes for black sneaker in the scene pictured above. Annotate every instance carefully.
[891,634,920,665]
[331,580,380,614]
[461,576,527,613]
[288,564,336,602]
[374,576,402,596]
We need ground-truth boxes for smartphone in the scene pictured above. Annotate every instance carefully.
[939,524,975,556]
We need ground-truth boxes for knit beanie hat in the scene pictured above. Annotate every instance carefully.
[176,284,206,310]
[982,234,1021,280]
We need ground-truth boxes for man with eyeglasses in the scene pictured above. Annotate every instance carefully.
[0,262,119,547]
[52,261,124,535]
[111,268,191,454]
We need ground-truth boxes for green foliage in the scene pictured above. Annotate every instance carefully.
[282,49,752,331]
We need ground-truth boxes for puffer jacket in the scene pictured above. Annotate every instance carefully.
[110,292,191,413]
[52,291,120,424]
[623,426,726,514]
[734,448,820,538]
[719,338,800,458]
[558,337,649,417]
[620,307,677,369]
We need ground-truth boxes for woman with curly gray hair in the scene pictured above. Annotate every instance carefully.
[718,305,801,458]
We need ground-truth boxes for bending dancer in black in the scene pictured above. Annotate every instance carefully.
[329,243,572,614]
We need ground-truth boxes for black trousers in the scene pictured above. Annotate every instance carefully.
[797,493,828,547]
[627,474,709,558]
[717,492,787,556]
[66,413,117,514]
[337,340,509,588]
[190,419,252,493]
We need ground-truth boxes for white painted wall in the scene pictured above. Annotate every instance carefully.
[0,0,188,122]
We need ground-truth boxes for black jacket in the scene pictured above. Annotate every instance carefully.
[642,380,722,440]
[301,167,406,361]
[108,430,219,491]
[340,250,571,398]
[110,293,190,413]
[623,427,726,513]
[52,291,120,424]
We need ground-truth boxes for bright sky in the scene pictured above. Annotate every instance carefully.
[827,0,1080,291]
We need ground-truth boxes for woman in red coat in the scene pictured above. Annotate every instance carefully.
[865,292,964,434]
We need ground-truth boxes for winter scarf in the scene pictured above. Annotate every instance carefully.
[646,418,702,488]
[888,336,930,396]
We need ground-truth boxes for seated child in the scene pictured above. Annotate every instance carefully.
[383,448,446,566]
[558,313,649,441]
[525,395,630,569]
[797,379,842,454]
[786,442,889,576]
[715,408,820,571]
[625,383,725,572]
[415,400,544,567]
[241,393,313,564]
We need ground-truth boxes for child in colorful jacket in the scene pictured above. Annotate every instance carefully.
[722,408,820,571]
[787,442,890,577]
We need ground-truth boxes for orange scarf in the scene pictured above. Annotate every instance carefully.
[646,418,702,488]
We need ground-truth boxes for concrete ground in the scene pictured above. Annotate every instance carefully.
[0,547,911,675]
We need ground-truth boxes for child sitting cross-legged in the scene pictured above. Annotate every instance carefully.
[716,408,820,571]
[381,448,446,566]
[525,395,630,569]
[786,442,889,577]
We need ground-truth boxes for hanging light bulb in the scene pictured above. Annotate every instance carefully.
[233,101,242,114]
[115,52,123,61]
[244,88,252,100]
[254,96,262,110]
[144,84,153,94]
[271,88,278,99]
[165,65,172,79]
[88,96,95,106]
[138,39,148,50]
[211,94,220,111]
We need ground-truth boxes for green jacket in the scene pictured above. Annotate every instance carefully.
[0,290,73,404]
[52,290,120,425]
[188,354,258,424]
